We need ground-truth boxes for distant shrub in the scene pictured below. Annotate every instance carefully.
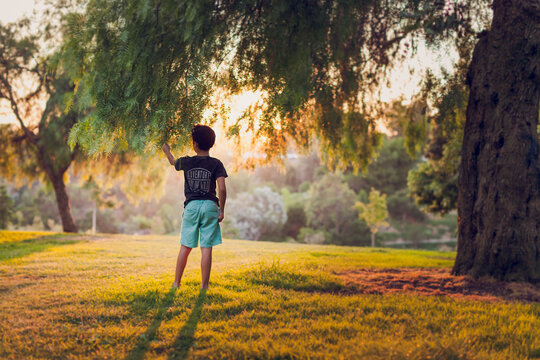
[282,205,307,240]
[221,218,240,239]
[305,173,359,242]
[297,227,329,245]
[0,185,13,229]
[387,189,426,222]
[227,187,287,241]
[298,181,311,193]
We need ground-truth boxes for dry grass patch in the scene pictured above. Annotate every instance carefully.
[336,268,540,302]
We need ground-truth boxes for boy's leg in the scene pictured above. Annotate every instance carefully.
[173,245,192,288]
[200,247,213,289]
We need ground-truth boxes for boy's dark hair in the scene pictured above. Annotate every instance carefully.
[191,125,216,151]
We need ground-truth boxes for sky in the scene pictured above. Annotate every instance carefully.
[0,0,36,23]
[0,1,457,127]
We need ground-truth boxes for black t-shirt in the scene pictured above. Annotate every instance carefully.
[175,155,228,207]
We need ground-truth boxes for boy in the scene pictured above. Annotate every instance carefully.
[162,125,227,289]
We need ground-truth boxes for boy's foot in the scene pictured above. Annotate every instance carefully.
[172,282,180,289]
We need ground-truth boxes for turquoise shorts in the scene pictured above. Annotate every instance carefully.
[180,200,222,248]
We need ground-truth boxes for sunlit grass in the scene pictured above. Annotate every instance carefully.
[0,230,53,243]
[0,231,538,359]
[0,230,82,262]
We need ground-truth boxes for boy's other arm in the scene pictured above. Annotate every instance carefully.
[161,143,175,166]
[217,176,226,222]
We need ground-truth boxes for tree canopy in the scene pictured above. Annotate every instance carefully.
[63,0,480,170]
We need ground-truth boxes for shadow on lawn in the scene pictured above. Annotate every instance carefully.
[125,287,177,360]
[0,235,82,261]
[124,288,207,360]
[168,289,207,359]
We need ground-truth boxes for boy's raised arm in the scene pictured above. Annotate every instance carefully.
[161,143,175,165]
[162,143,175,166]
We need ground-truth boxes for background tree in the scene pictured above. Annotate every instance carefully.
[0,18,166,233]
[0,21,82,232]
[282,205,307,240]
[346,138,419,195]
[305,173,369,245]
[346,137,426,222]
[355,188,389,247]
[0,184,13,229]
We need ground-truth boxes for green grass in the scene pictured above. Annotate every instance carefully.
[0,232,83,261]
[0,230,538,359]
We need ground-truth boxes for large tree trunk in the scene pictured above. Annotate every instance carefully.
[453,0,540,281]
[49,172,78,233]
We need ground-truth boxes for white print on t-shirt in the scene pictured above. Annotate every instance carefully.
[186,168,212,194]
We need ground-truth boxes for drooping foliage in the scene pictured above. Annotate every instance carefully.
[408,33,540,216]
[405,37,472,214]
[63,0,478,170]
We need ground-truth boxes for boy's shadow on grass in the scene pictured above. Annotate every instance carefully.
[125,288,207,360]
[168,289,207,360]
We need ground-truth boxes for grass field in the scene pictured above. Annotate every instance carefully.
[0,230,539,359]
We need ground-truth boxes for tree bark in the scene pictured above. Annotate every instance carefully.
[453,0,540,281]
[49,172,78,233]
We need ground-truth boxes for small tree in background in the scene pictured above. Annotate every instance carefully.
[355,189,389,247]
[82,177,116,234]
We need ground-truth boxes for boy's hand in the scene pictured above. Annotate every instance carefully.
[218,209,224,222]
[162,143,175,166]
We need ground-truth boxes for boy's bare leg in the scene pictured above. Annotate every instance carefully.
[200,247,213,289]
[173,245,192,288]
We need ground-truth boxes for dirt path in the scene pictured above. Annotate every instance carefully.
[335,268,540,302]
